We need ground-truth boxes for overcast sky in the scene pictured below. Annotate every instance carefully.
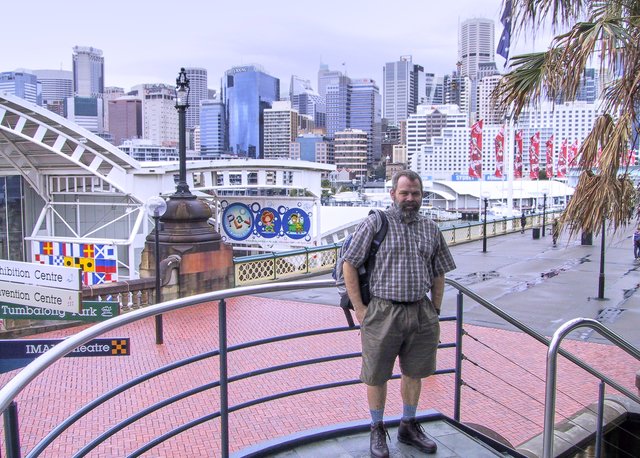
[4,0,551,93]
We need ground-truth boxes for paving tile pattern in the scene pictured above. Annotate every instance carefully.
[0,293,637,457]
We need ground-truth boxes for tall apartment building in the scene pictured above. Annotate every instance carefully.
[130,84,178,147]
[350,78,382,165]
[0,71,40,105]
[200,98,227,157]
[383,55,424,127]
[263,101,299,159]
[108,96,142,145]
[72,46,104,97]
[185,67,208,130]
[32,69,72,115]
[222,64,280,158]
[334,128,368,179]
[458,18,495,81]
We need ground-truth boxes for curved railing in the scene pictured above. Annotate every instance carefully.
[1,276,636,457]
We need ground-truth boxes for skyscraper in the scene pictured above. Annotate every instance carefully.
[108,96,142,145]
[72,46,104,97]
[200,98,227,157]
[130,84,178,147]
[383,55,424,126]
[290,75,325,128]
[32,69,73,115]
[222,65,280,158]
[0,71,40,105]
[185,67,208,130]
[458,18,495,81]
[263,101,299,160]
[350,78,382,165]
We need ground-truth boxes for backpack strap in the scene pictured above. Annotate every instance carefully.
[368,209,388,257]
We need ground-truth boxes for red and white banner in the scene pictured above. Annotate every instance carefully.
[545,134,554,178]
[569,139,579,166]
[514,130,523,178]
[624,149,637,166]
[529,132,540,180]
[468,120,483,179]
[495,127,504,178]
[557,138,568,178]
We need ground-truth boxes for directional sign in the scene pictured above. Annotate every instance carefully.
[0,280,81,313]
[0,338,130,374]
[0,259,81,291]
[0,301,119,322]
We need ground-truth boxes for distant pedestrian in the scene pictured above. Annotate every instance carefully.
[552,219,559,247]
[520,213,527,234]
[634,226,640,259]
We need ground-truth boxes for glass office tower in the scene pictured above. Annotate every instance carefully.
[222,65,279,159]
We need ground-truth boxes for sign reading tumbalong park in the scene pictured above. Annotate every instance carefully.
[0,338,131,374]
[0,301,119,322]
[0,259,81,313]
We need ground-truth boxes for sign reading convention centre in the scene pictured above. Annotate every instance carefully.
[0,259,82,313]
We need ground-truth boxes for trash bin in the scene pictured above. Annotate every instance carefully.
[581,231,593,245]
[532,227,541,239]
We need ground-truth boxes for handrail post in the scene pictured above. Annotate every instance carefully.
[595,381,605,458]
[454,290,464,422]
[218,298,229,458]
[4,400,21,458]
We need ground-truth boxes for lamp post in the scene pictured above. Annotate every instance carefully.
[146,196,167,344]
[598,217,606,299]
[542,192,548,237]
[482,195,489,253]
[175,68,191,197]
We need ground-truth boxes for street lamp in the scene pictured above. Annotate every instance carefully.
[482,193,489,253]
[175,68,191,197]
[146,195,167,344]
[542,192,548,237]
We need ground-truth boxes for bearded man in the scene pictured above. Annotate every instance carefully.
[342,170,456,457]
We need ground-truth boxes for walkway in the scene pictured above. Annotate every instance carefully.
[0,225,638,457]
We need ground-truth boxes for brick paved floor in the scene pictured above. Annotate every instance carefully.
[0,295,637,457]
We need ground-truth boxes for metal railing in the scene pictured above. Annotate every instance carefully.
[1,275,634,457]
[234,212,561,286]
[542,318,640,458]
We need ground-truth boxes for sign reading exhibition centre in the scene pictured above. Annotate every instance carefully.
[0,260,82,313]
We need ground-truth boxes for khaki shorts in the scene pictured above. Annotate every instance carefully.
[360,296,440,386]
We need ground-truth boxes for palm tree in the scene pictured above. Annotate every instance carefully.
[495,0,639,237]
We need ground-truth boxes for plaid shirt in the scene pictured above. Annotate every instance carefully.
[342,205,456,302]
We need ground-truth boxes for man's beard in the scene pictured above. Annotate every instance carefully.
[398,201,420,222]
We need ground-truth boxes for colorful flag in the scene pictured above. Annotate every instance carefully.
[557,138,568,178]
[514,130,523,178]
[495,127,504,178]
[529,132,540,180]
[545,134,554,178]
[468,120,483,179]
[569,139,579,166]
[496,0,512,62]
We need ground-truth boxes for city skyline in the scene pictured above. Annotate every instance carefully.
[4,0,555,93]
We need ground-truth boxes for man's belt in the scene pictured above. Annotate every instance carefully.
[390,299,424,306]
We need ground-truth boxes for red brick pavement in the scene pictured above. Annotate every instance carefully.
[0,296,637,457]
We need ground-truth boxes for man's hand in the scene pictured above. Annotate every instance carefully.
[354,305,367,324]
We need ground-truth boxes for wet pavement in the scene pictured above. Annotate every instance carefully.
[261,223,640,348]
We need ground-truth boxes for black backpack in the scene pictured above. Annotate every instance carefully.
[332,209,388,311]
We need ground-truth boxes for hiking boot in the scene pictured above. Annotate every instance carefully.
[370,421,389,458]
[397,418,437,454]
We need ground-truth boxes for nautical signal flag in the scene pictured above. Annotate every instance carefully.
[32,241,118,286]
